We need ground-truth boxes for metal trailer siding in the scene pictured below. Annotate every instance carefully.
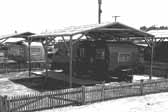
[107,42,139,71]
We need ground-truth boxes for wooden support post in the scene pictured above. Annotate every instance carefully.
[98,0,102,24]
[40,38,43,70]
[45,37,49,80]
[150,42,154,80]
[81,86,86,105]
[144,37,154,80]
[140,79,144,95]
[69,35,73,88]
[28,37,31,77]
[150,37,155,80]
[5,49,8,73]
[61,36,69,50]
[101,81,105,101]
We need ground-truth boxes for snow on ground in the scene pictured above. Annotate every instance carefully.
[0,72,163,96]
[0,72,40,96]
[0,71,167,112]
[38,92,168,112]
[132,74,162,82]
[0,75,39,96]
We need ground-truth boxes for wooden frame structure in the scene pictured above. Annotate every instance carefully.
[28,22,154,87]
[0,23,154,87]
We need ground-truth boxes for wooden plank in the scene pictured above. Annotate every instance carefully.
[0,96,3,112]
[10,95,44,112]
[6,79,168,112]
[69,35,73,88]
[48,95,79,104]
[0,96,9,112]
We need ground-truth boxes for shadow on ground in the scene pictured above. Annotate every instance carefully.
[10,77,81,92]
[8,71,122,92]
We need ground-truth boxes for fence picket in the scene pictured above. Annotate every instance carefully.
[81,86,85,105]
[2,79,168,112]
[101,81,105,101]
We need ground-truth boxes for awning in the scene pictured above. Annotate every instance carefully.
[0,32,35,40]
[30,22,154,40]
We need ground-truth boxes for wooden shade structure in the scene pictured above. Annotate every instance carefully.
[0,32,35,76]
[0,23,154,87]
[29,22,154,87]
[0,32,35,41]
[30,22,153,39]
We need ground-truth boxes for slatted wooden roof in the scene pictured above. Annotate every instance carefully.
[30,22,154,40]
[0,32,35,40]
[0,22,154,41]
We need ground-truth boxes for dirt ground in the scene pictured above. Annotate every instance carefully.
[0,72,38,96]
[0,71,80,96]
[0,71,162,97]
[0,71,165,112]
[0,70,119,96]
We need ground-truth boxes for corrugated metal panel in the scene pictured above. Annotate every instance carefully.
[147,30,168,38]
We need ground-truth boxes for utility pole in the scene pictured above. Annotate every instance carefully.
[112,16,120,22]
[98,0,102,24]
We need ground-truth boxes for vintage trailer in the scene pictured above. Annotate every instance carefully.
[50,40,141,81]
[6,41,45,63]
[0,49,6,64]
[107,41,140,71]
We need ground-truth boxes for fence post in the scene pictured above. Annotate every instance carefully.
[0,96,9,112]
[4,96,10,112]
[0,96,2,112]
[101,81,105,101]
[81,86,85,105]
[140,79,144,95]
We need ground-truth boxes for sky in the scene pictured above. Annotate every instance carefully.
[0,0,168,35]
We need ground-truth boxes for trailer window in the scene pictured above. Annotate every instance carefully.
[31,48,41,56]
[96,49,105,60]
[79,48,85,57]
[0,52,4,57]
[9,47,23,56]
[118,53,130,62]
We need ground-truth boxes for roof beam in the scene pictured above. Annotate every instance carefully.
[97,28,132,31]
